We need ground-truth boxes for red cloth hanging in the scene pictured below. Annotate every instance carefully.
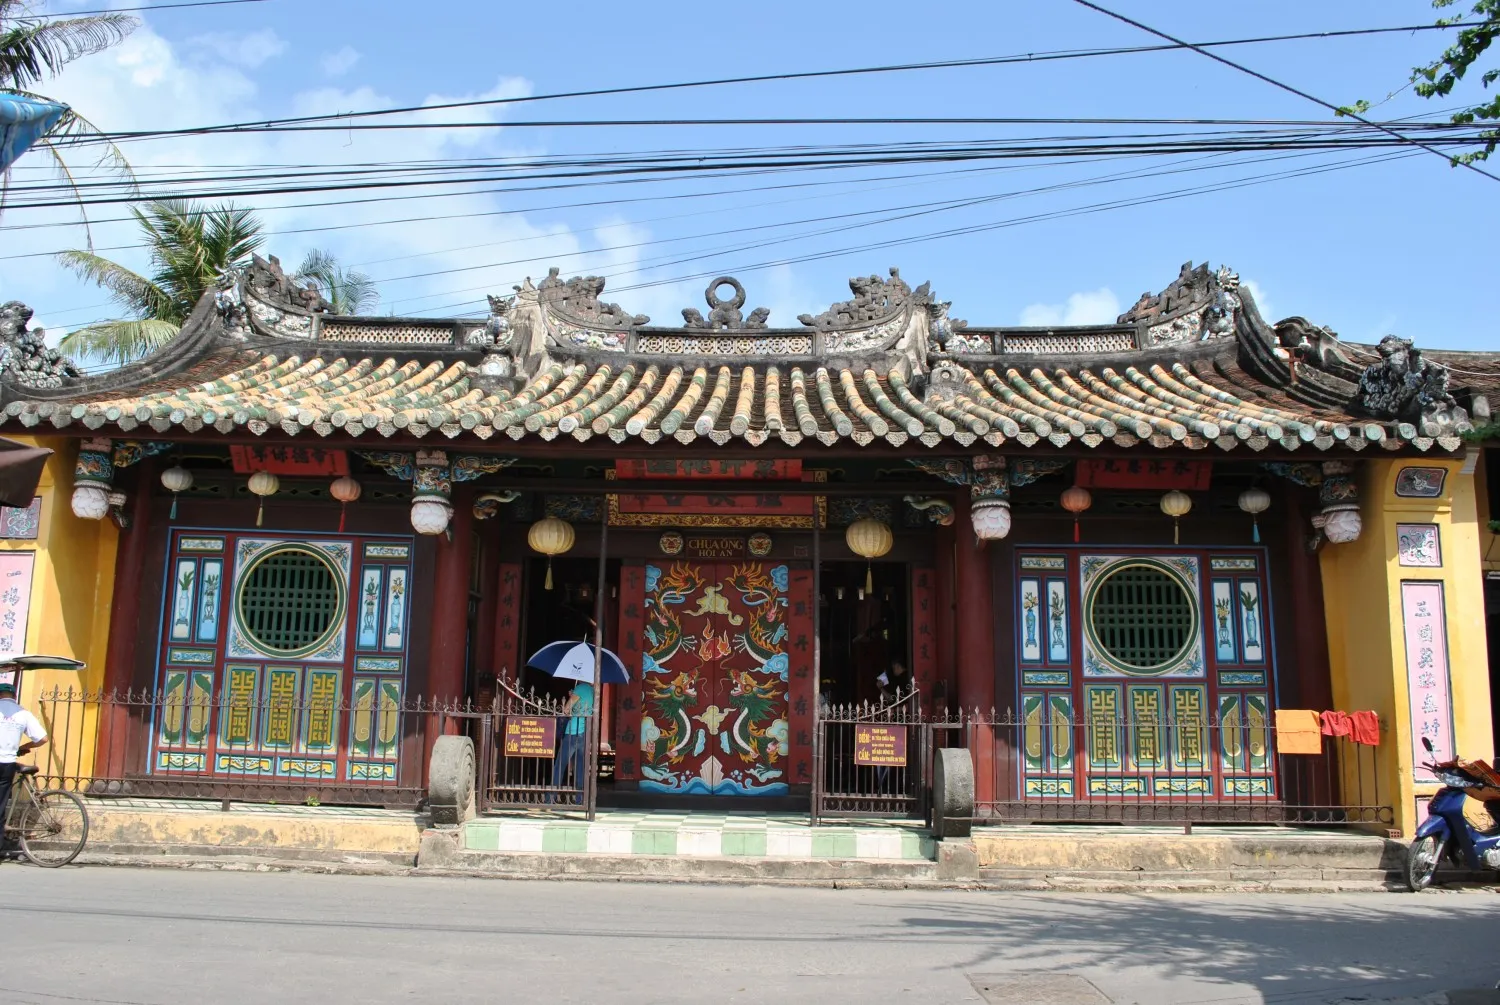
[1349,711,1380,746]
[1319,710,1352,737]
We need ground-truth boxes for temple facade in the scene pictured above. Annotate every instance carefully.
[0,255,1494,835]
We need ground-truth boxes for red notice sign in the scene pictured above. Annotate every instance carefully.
[854,725,908,767]
[504,716,557,758]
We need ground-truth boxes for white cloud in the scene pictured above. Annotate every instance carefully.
[1018,287,1121,327]
[1241,278,1273,322]
[320,46,360,78]
[187,29,287,69]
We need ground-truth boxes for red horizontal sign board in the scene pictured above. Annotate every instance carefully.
[614,460,801,481]
[1075,459,1211,491]
[230,445,349,477]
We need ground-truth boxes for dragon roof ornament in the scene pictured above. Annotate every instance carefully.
[797,267,932,330]
[0,301,80,389]
[1119,261,1242,348]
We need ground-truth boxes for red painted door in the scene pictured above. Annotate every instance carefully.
[639,561,793,795]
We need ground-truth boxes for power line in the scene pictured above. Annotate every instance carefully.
[1069,0,1500,184]
[33,0,270,15]
[56,21,1491,144]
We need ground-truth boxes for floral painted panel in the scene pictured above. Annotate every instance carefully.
[196,560,223,642]
[170,559,197,642]
[1046,578,1068,663]
[1211,580,1237,663]
[382,567,408,650]
[1397,524,1441,568]
[357,567,383,650]
[1237,580,1264,664]
[1019,578,1043,663]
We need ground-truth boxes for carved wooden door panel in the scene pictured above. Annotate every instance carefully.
[639,561,791,795]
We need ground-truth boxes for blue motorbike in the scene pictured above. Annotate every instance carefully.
[1406,737,1500,892]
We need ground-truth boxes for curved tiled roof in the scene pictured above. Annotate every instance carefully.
[1,349,1461,454]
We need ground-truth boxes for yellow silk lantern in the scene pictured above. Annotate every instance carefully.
[248,470,279,527]
[528,516,576,590]
[845,517,893,593]
[1160,489,1192,545]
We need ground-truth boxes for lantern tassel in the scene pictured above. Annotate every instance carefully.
[339,503,347,534]
[169,494,178,521]
[1073,517,1080,543]
[1252,518,1260,544]
[256,498,265,528]
[1173,519,1180,545]
[545,558,554,591]
[865,562,873,594]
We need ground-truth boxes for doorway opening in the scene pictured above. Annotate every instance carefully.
[817,561,910,706]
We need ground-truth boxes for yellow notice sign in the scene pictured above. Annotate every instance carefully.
[504,716,557,758]
[854,724,908,767]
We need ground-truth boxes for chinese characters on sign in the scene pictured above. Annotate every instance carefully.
[0,552,34,688]
[503,716,558,758]
[854,725,908,767]
[1401,581,1452,783]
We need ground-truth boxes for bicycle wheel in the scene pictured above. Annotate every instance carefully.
[18,789,89,868]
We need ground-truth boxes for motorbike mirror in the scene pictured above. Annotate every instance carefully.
[1421,737,1435,754]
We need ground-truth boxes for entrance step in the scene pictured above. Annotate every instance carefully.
[459,812,935,862]
[430,850,938,885]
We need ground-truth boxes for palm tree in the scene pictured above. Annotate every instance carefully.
[295,248,379,315]
[2,2,138,232]
[57,200,265,364]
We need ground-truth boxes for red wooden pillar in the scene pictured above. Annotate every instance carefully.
[953,495,998,807]
[97,460,155,777]
[424,485,475,772]
[470,518,500,702]
[933,519,957,711]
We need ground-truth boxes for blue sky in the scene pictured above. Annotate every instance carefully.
[6,0,1497,353]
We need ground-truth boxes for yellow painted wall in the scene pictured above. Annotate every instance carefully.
[1321,455,1493,837]
[0,436,119,778]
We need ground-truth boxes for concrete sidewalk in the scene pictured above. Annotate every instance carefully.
[52,796,1500,892]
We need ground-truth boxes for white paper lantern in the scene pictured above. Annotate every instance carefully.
[247,470,279,528]
[70,484,111,521]
[844,517,893,592]
[161,465,193,520]
[1237,486,1271,543]
[1160,490,1192,545]
[970,498,1011,542]
[410,498,452,537]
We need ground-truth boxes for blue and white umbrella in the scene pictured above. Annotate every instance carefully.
[526,640,629,684]
[0,93,69,173]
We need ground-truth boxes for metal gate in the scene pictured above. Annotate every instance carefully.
[813,690,937,822]
[476,681,596,812]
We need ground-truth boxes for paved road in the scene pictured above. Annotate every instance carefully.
[0,868,1497,1004]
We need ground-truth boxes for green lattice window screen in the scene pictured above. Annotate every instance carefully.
[239,549,340,654]
[1091,566,1194,669]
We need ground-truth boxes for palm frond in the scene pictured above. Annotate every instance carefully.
[58,318,179,366]
[56,249,169,319]
[0,14,138,89]
[295,248,378,314]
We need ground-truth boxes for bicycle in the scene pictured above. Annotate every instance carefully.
[2,764,89,867]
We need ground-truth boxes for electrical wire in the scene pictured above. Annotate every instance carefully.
[1069,0,1500,184]
[59,21,1490,145]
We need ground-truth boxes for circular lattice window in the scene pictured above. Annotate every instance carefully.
[1085,562,1198,675]
[235,546,345,657]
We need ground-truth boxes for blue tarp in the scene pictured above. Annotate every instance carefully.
[0,91,69,173]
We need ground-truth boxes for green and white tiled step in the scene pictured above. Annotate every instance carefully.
[462,812,935,861]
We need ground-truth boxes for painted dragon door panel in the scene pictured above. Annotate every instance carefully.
[640,561,793,795]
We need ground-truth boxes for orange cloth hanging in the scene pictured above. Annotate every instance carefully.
[1320,711,1352,737]
[1274,709,1324,755]
[1349,711,1381,746]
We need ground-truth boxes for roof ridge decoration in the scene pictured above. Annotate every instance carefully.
[0,301,80,389]
[682,277,770,330]
[1117,261,1242,348]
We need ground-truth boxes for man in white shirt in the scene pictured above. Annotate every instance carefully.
[0,679,47,825]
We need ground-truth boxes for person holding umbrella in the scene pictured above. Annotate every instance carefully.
[527,638,630,803]
[552,679,594,799]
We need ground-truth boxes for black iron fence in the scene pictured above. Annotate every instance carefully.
[28,686,444,808]
[964,710,1393,828]
[813,691,959,822]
